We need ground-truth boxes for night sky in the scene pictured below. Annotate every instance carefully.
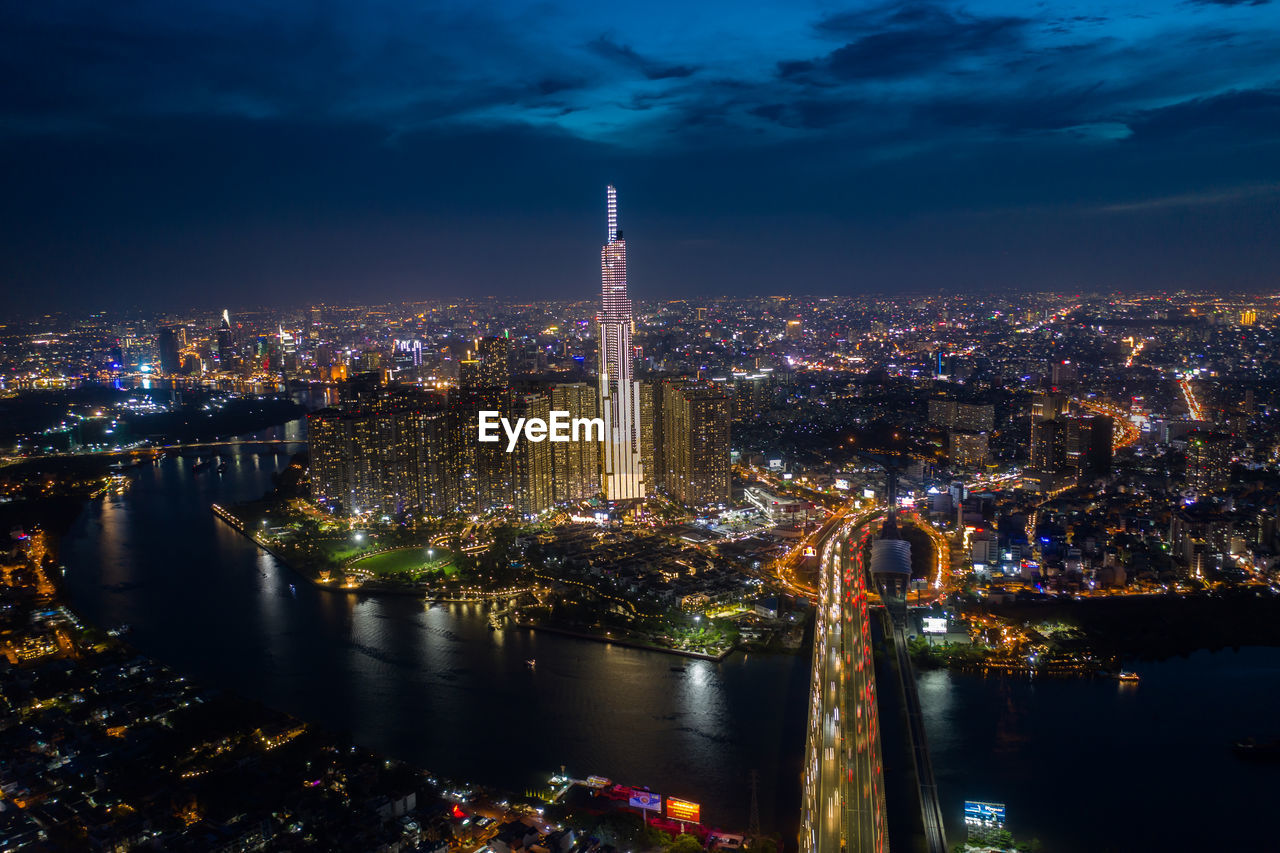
[3,1,1279,310]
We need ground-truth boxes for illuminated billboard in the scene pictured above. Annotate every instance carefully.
[964,801,1006,827]
[922,617,947,634]
[666,798,701,824]
[629,791,663,811]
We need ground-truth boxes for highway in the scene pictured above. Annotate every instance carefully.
[801,507,887,853]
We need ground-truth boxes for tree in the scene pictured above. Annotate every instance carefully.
[667,833,704,853]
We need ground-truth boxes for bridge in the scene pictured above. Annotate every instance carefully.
[800,502,948,853]
[3,437,307,467]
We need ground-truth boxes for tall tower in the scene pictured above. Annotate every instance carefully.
[597,185,645,500]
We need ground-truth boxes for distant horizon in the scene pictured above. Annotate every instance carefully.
[10,286,1280,321]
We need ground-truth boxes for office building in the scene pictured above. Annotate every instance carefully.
[1031,392,1068,422]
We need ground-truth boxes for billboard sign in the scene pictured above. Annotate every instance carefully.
[666,798,701,824]
[629,791,663,812]
[922,617,948,635]
[963,801,1006,827]
[585,775,611,788]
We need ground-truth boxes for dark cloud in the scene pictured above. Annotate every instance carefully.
[786,2,1029,82]
[1184,1,1270,7]
[1,0,1279,307]
[1125,87,1280,141]
[587,35,699,80]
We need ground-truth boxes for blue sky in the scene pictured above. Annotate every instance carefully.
[3,0,1279,307]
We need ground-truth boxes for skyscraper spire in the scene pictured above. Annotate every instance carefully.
[606,184,618,243]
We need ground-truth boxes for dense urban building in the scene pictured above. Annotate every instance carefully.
[1187,431,1233,494]
[661,380,732,507]
[308,386,456,518]
[550,382,601,502]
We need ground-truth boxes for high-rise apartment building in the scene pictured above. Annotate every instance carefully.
[550,382,600,502]
[928,399,995,432]
[1187,431,1232,493]
[639,379,663,491]
[308,387,457,519]
[597,185,645,500]
[661,381,731,507]
[509,394,554,516]
[476,336,510,388]
[949,431,989,468]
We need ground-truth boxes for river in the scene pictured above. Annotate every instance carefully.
[60,421,1280,849]
[60,423,810,835]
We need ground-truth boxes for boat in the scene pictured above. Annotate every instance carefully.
[217,460,227,473]
[192,459,213,472]
[1234,738,1280,762]
[1117,671,1139,682]
[526,659,536,669]
[289,584,297,597]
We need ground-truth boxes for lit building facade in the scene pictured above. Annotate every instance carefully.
[661,381,731,507]
[597,185,645,500]
[550,382,600,502]
[308,388,458,519]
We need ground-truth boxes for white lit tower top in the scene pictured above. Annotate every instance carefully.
[601,184,631,323]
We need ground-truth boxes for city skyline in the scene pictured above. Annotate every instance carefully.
[3,2,1280,309]
[5,4,1280,851]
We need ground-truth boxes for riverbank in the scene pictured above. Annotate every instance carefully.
[511,620,734,662]
[212,503,540,605]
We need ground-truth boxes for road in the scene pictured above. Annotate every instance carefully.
[801,506,888,853]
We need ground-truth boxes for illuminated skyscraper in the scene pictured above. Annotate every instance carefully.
[597,185,645,500]
[216,309,236,368]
